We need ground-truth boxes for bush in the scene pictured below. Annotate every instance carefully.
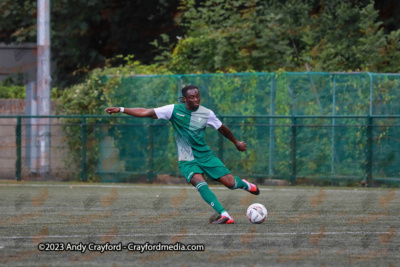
[0,77,25,98]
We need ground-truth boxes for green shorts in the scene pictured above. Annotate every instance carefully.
[179,153,230,183]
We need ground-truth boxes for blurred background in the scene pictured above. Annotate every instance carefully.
[1,0,400,187]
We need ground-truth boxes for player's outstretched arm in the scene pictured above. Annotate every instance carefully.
[218,124,247,152]
[104,107,158,119]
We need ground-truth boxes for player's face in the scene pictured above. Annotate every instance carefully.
[184,89,200,110]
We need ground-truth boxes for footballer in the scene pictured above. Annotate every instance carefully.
[105,85,260,224]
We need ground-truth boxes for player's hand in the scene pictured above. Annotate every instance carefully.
[235,141,247,152]
[105,107,120,114]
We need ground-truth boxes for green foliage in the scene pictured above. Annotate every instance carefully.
[155,0,293,73]
[299,1,400,72]
[0,1,37,43]
[57,56,173,114]
[0,85,25,98]
[0,77,25,98]
[154,0,400,73]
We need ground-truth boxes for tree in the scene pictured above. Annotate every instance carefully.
[0,0,182,87]
[299,0,400,72]
[154,0,400,73]
[154,0,295,73]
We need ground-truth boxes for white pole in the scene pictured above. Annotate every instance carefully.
[37,0,51,177]
[331,75,336,174]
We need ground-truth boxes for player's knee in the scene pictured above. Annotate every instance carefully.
[218,174,235,189]
[190,173,205,187]
[223,177,235,189]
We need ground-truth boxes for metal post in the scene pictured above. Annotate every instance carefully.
[366,116,373,187]
[290,116,297,185]
[366,72,373,187]
[269,74,276,177]
[37,0,51,176]
[16,117,22,181]
[367,72,373,116]
[147,122,154,182]
[80,116,87,181]
[331,74,336,174]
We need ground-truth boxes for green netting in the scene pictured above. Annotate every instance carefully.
[372,117,400,181]
[92,72,400,185]
[1,72,400,186]
[371,74,400,115]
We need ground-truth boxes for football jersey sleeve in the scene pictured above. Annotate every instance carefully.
[206,110,222,130]
[154,104,174,120]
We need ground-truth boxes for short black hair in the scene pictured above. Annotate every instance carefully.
[181,85,199,98]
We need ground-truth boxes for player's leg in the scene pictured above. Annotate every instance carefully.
[198,153,260,195]
[218,173,260,195]
[190,174,234,224]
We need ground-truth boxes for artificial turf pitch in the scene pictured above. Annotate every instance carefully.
[0,181,399,266]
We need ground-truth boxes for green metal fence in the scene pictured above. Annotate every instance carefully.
[1,114,399,186]
[1,72,400,186]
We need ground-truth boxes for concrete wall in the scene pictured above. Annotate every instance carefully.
[0,99,57,115]
[0,43,38,83]
[0,99,75,181]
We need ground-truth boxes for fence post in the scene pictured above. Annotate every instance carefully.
[269,74,276,177]
[218,116,224,162]
[290,116,297,185]
[148,122,154,182]
[366,72,373,187]
[366,116,373,187]
[80,116,87,181]
[16,116,22,181]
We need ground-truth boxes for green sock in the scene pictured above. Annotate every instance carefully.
[232,176,250,190]
[196,182,225,214]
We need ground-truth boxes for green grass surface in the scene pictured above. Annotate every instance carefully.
[0,182,399,266]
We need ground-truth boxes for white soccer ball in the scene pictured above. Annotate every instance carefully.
[247,203,267,224]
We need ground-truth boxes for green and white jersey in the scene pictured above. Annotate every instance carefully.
[154,104,222,161]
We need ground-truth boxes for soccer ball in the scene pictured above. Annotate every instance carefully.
[247,203,267,224]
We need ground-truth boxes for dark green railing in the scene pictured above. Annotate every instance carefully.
[2,114,400,186]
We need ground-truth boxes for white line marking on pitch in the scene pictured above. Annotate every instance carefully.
[0,231,391,240]
[1,183,273,191]
[0,183,380,193]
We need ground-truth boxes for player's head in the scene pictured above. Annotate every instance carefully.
[181,85,200,110]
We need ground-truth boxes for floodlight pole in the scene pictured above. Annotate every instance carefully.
[37,0,51,177]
